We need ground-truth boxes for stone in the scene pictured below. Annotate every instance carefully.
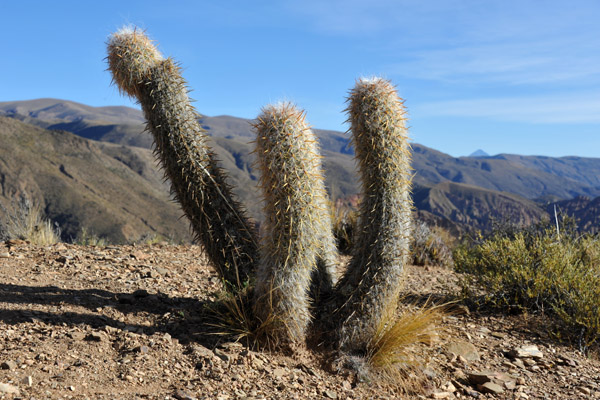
[445,341,480,362]
[85,332,105,342]
[431,391,452,399]
[577,386,591,395]
[174,388,198,400]
[324,389,338,399]
[213,348,230,363]
[0,383,19,394]
[509,345,543,359]
[1,360,17,370]
[0,252,10,258]
[22,375,33,386]
[477,382,504,394]
[273,367,287,379]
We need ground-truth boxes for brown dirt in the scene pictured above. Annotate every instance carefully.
[0,241,599,399]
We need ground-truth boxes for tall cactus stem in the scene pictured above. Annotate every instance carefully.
[253,103,336,344]
[106,27,258,291]
[335,77,413,354]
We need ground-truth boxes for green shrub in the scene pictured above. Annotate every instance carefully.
[454,218,600,351]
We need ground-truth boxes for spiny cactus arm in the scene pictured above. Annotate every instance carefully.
[253,103,336,344]
[107,27,258,290]
[334,77,413,354]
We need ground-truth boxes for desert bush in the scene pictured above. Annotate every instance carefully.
[75,227,107,247]
[411,221,454,267]
[0,197,61,245]
[454,218,600,351]
[331,203,358,255]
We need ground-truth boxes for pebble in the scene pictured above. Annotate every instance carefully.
[577,386,591,395]
[446,341,480,362]
[174,388,198,400]
[0,252,10,258]
[22,375,33,386]
[0,360,17,370]
[324,389,338,399]
[85,332,105,342]
[0,382,19,394]
[510,345,543,360]
[477,382,504,394]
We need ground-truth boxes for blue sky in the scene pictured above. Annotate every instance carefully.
[2,0,599,157]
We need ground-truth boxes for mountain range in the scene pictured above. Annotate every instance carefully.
[0,98,598,242]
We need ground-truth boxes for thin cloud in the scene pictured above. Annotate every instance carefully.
[415,93,600,124]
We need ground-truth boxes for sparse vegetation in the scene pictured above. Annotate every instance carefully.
[411,221,454,268]
[454,218,600,352]
[0,197,61,245]
[75,227,107,247]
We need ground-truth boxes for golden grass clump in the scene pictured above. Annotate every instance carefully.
[0,198,60,245]
[367,301,445,372]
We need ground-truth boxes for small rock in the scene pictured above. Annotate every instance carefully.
[1,361,17,370]
[133,345,150,354]
[504,380,516,390]
[342,381,352,391]
[0,382,19,394]
[85,332,105,342]
[67,331,86,340]
[324,389,338,399]
[213,348,229,363]
[491,331,507,339]
[446,341,480,362]
[577,387,591,395]
[523,358,536,367]
[68,385,75,391]
[477,382,504,394]
[174,388,198,400]
[509,345,543,359]
[273,367,287,379]
[516,377,526,385]
[431,391,452,399]
[22,376,33,386]
[0,252,10,258]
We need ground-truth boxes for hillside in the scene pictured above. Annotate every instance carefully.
[0,117,191,244]
[413,182,548,232]
[1,98,600,235]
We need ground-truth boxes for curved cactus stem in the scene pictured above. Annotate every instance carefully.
[253,103,337,345]
[334,77,413,354]
[107,27,258,291]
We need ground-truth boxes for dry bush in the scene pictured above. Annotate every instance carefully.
[411,221,454,267]
[0,197,61,245]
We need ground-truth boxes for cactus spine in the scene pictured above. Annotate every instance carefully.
[253,103,335,343]
[106,28,258,290]
[335,78,413,354]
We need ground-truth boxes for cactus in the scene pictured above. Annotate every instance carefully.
[334,77,413,354]
[106,28,258,290]
[106,28,414,358]
[253,103,336,344]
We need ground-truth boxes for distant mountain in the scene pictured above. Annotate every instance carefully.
[2,98,600,236]
[469,149,489,157]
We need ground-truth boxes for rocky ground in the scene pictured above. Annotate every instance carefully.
[0,240,599,399]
